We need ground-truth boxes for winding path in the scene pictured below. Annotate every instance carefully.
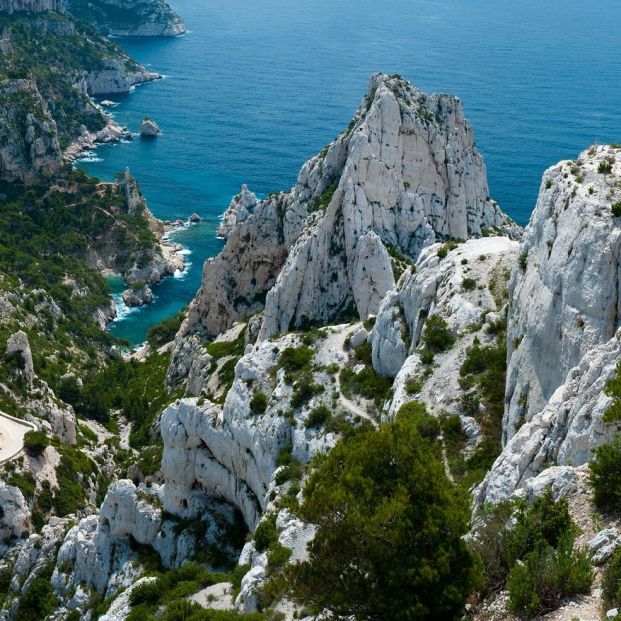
[0,412,37,465]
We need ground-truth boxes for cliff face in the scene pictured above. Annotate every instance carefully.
[473,144,621,507]
[504,145,621,443]
[67,0,185,37]
[175,74,518,367]
[0,79,62,182]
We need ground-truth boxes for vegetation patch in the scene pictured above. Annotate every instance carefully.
[287,407,478,620]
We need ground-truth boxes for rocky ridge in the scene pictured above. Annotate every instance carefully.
[504,145,621,443]
[173,73,518,380]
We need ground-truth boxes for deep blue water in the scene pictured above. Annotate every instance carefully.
[79,0,621,345]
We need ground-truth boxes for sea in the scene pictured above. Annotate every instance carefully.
[78,0,621,345]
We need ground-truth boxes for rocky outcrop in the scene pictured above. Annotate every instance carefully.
[163,325,348,528]
[67,0,185,37]
[504,145,621,443]
[140,118,160,136]
[122,284,153,307]
[0,0,65,13]
[175,73,518,365]
[371,236,519,378]
[82,59,160,96]
[6,330,34,385]
[0,485,30,542]
[476,331,621,507]
[217,184,258,239]
[0,79,62,183]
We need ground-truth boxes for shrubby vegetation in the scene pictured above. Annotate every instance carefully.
[60,352,183,448]
[603,547,621,611]
[471,492,592,617]
[288,407,478,620]
[127,562,265,621]
[147,310,186,348]
[456,318,508,485]
[588,435,621,514]
[0,167,159,392]
[0,11,139,147]
[22,430,49,457]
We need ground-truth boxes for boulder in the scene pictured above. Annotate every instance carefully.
[122,284,153,307]
[140,118,160,137]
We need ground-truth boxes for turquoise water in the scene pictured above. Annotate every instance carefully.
[79,0,621,345]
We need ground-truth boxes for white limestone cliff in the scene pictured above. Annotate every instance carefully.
[217,184,258,239]
[476,332,621,507]
[371,236,518,379]
[0,485,31,542]
[504,145,621,443]
[173,74,518,378]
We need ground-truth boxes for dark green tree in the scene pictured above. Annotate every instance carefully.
[289,409,479,620]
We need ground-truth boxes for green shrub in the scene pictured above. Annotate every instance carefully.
[339,367,391,405]
[279,346,314,375]
[405,376,423,394]
[507,536,592,617]
[305,405,331,429]
[7,471,35,499]
[462,277,477,291]
[599,159,614,174]
[289,408,478,620]
[267,542,292,570]
[422,315,455,354]
[14,564,57,621]
[471,490,589,610]
[249,392,268,414]
[396,400,440,442]
[291,377,323,408]
[603,362,621,422]
[603,547,621,609]
[23,430,49,457]
[612,202,621,218]
[588,435,621,514]
[147,311,185,348]
[254,515,278,553]
[519,251,528,271]
[129,580,161,606]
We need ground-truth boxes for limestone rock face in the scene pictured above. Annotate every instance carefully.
[257,74,518,340]
[163,327,346,529]
[504,145,621,443]
[0,484,31,541]
[371,236,519,378]
[0,79,62,183]
[476,332,621,507]
[217,184,258,239]
[175,73,517,363]
[68,0,185,37]
[83,59,160,96]
[140,118,160,136]
[122,284,153,307]
[6,330,34,384]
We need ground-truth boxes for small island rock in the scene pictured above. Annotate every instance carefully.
[140,119,160,137]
